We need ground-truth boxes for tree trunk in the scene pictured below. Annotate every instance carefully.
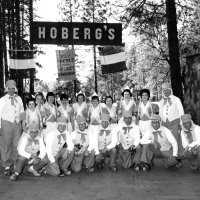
[166,0,184,102]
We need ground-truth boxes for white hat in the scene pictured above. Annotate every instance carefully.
[5,80,17,92]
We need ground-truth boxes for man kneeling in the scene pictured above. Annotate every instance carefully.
[180,114,200,171]
[45,117,74,177]
[92,114,118,172]
[140,114,179,171]
[71,115,95,173]
[10,122,47,181]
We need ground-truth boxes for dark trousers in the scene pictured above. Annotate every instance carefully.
[140,144,178,168]
[117,144,142,169]
[95,147,117,168]
[15,155,48,174]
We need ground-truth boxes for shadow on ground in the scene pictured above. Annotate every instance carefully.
[0,158,200,200]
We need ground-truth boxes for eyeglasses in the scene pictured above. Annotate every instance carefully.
[151,121,160,124]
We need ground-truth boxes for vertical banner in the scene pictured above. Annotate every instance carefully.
[56,49,76,80]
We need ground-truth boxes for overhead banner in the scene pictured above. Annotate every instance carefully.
[98,45,127,74]
[56,49,76,81]
[9,50,35,69]
[30,22,122,45]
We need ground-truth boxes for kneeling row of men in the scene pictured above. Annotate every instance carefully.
[9,111,200,181]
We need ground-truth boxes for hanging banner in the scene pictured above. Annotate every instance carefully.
[9,50,35,69]
[30,22,122,45]
[56,49,76,80]
[98,44,126,74]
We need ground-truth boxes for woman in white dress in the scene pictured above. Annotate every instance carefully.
[137,89,152,137]
[88,93,102,136]
[35,92,46,128]
[57,93,73,133]
[22,98,42,133]
[101,96,117,129]
[72,92,88,131]
[117,86,136,123]
[43,92,57,138]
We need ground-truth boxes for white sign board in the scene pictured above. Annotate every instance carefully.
[56,49,76,80]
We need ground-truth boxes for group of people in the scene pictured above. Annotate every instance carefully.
[0,79,200,182]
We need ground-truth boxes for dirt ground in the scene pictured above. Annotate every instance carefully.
[0,158,200,200]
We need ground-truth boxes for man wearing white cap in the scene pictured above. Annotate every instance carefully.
[115,110,141,170]
[44,116,74,176]
[159,82,184,160]
[10,122,47,181]
[140,114,179,171]
[92,113,118,172]
[71,115,95,173]
[180,114,200,170]
[0,80,24,176]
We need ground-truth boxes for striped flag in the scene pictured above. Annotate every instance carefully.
[98,45,126,74]
[9,50,35,69]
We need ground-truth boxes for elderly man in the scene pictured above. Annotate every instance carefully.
[71,115,95,173]
[140,114,179,171]
[45,116,74,177]
[0,80,24,176]
[92,113,118,172]
[180,114,200,170]
[159,82,184,162]
[10,122,47,181]
[116,110,141,170]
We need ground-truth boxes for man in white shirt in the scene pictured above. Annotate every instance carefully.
[140,114,179,171]
[93,114,118,172]
[45,116,74,177]
[116,110,141,170]
[71,115,95,173]
[159,82,184,160]
[180,114,200,170]
[10,122,47,181]
[0,80,24,176]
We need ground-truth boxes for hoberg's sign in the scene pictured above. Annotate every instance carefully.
[30,22,122,45]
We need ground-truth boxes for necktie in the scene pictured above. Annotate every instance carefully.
[78,132,87,142]
[99,129,111,136]
[184,130,193,144]
[163,97,172,106]
[28,138,39,145]
[122,126,133,135]
[57,133,66,145]
[9,95,18,106]
[152,130,162,142]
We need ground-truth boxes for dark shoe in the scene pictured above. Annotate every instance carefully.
[109,166,117,172]
[59,170,72,177]
[86,167,94,173]
[175,161,182,168]
[10,173,18,181]
[4,168,11,176]
[59,170,65,177]
[96,161,104,170]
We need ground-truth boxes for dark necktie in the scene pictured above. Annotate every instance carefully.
[78,132,87,142]
[122,126,133,135]
[28,138,39,145]
[184,130,193,144]
[57,133,66,144]
[99,129,111,136]
[163,97,172,106]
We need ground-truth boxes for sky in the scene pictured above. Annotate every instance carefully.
[34,0,135,86]
[34,0,93,85]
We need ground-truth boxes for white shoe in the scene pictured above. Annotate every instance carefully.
[28,166,41,177]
